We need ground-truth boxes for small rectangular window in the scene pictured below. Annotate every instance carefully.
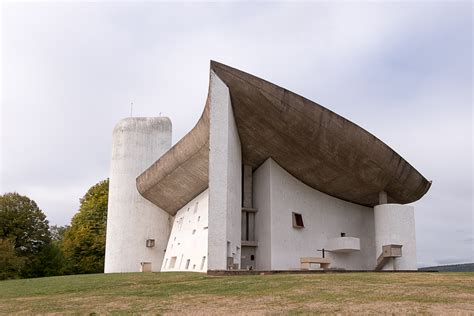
[292,212,304,228]
[169,256,177,269]
[200,256,206,270]
[185,259,190,269]
[194,202,199,213]
[192,229,196,235]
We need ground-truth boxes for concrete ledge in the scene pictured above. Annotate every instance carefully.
[207,270,438,276]
[326,237,361,252]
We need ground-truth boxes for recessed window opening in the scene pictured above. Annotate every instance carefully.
[292,212,304,228]
[192,229,196,235]
[250,255,255,261]
[197,216,201,222]
[194,202,199,213]
[185,259,190,270]
[179,255,184,269]
[200,256,206,270]
[341,232,346,237]
[169,256,177,269]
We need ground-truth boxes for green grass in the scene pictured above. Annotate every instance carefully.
[1,272,473,314]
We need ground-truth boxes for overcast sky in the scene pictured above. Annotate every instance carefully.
[1,1,472,267]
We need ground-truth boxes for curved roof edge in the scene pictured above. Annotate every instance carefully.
[137,61,431,215]
[136,99,210,214]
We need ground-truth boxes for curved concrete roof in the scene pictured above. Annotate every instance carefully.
[137,61,431,215]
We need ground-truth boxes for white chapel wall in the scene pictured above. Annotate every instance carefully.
[208,70,242,270]
[254,158,377,271]
[161,189,209,272]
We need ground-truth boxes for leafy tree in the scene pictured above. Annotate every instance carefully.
[0,238,25,280]
[0,192,51,277]
[0,193,51,256]
[50,225,69,242]
[61,179,108,274]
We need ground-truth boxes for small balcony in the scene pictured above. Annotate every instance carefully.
[326,237,360,253]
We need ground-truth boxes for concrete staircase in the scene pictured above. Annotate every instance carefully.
[375,244,402,271]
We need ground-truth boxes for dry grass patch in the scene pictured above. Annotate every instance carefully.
[0,272,472,314]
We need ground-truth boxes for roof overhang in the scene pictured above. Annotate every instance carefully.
[137,61,431,215]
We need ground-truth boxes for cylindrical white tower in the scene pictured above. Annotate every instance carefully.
[374,204,417,270]
[105,117,172,273]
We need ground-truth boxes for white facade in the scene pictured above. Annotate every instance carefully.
[104,117,172,273]
[105,70,421,273]
[161,189,209,272]
[208,70,242,270]
[253,158,377,270]
[374,204,417,270]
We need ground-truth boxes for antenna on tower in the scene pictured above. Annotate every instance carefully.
[130,102,133,117]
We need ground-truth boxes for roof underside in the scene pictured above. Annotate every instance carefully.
[137,61,431,215]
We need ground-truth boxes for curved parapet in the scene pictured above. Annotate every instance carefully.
[136,61,431,215]
[105,117,172,272]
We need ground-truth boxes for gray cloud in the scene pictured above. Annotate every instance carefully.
[1,1,472,267]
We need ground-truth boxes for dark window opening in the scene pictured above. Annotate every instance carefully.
[292,212,304,228]
[341,232,346,237]
[250,255,255,261]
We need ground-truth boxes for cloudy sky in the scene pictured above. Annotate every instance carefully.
[1,1,472,267]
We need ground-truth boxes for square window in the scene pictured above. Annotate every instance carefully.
[292,212,304,228]
[146,239,155,247]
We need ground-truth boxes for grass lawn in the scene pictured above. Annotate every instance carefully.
[0,272,473,314]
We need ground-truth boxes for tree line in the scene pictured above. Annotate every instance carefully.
[0,179,109,280]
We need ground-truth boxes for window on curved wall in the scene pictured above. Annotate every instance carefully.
[292,212,304,228]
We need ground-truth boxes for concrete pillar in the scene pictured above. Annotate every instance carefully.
[374,204,417,270]
[208,70,242,270]
[379,191,388,204]
[104,117,172,273]
[243,165,253,208]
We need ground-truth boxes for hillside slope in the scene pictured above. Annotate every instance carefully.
[419,263,474,272]
[0,272,473,314]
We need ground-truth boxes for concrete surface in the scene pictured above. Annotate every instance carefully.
[105,117,172,273]
[161,189,209,272]
[374,204,417,270]
[136,61,431,215]
[253,158,376,271]
[326,237,361,253]
[208,70,242,270]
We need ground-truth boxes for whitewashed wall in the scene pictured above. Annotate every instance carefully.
[374,204,417,270]
[161,189,209,272]
[253,158,377,270]
[208,70,242,270]
[105,117,172,273]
